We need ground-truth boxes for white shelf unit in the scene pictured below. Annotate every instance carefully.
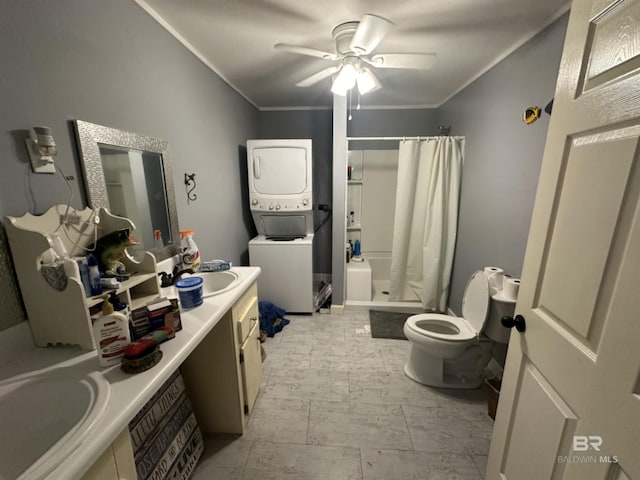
[5,204,160,350]
[347,151,364,245]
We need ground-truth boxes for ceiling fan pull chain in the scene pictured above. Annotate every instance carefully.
[348,88,353,120]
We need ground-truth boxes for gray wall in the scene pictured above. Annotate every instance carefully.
[257,110,333,274]
[438,14,569,314]
[0,0,571,326]
[0,0,259,329]
[348,108,439,150]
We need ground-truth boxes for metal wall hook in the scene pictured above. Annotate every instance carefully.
[184,173,197,203]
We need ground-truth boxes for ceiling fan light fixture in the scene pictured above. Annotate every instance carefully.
[331,63,357,96]
[356,68,380,95]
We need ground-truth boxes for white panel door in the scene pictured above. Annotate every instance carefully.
[486,1,640,479]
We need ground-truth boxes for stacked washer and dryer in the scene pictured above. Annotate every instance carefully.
[246,139,331,313]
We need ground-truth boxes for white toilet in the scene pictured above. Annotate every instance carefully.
[403,270,514,389]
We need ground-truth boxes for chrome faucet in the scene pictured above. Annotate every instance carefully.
[158,265,194,287]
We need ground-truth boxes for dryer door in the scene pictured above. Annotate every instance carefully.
[250,143,310,195]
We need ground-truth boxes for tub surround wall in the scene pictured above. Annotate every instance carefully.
[438,14,569,315]
[356,150,398,254]
[0,1,259,330]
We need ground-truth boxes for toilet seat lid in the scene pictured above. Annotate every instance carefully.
[462,270,490,335]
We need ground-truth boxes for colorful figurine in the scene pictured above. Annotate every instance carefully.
[92,229,138,277]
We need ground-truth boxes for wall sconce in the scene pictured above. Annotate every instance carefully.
[184,173,197,204]
[25,126,57,174]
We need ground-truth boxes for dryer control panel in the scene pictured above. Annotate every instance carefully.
[249,195,312,212]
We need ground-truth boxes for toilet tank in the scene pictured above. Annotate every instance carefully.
[484,296,515,344]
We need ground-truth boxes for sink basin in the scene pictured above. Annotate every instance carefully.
[0,369,110,479]
[193,270,239,298]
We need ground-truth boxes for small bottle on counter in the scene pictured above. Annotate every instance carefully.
[93,294,131,367]
[76,257,92,297]
[353,239,361,257]
[87,254,102,296]
[153,229,164,249]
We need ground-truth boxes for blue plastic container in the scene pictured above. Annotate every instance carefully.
[175,276,204,309]
[353,239,361,257]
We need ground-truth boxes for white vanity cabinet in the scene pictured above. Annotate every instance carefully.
[181,281,263,434]
[5,204,160,350]
[235,289,262,417]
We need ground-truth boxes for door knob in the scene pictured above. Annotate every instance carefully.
[501,314,526,332]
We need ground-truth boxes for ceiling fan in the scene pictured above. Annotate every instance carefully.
[274,14,436,96]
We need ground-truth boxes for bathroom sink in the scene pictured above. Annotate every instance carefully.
[0,368,110,479]
[193,270,239,298]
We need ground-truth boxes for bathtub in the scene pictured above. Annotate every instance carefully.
[346,256,372,301]
[346,252,423,311]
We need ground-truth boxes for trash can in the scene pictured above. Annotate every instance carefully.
[485,377,501,420]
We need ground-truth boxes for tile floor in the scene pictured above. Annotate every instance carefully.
[192,310,494,480]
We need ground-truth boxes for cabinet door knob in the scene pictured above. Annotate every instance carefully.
[501,314,526,333]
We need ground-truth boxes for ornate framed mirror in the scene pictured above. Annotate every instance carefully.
[73,120,180,262]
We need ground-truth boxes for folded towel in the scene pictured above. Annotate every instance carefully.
[258,300,290,337]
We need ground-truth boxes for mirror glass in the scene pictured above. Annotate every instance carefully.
[73,120,180,262]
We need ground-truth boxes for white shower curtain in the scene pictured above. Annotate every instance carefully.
[389,137,464,311]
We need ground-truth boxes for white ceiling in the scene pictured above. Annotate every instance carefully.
[136,0,569,110]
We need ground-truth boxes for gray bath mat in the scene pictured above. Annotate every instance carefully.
[369,310,412,340]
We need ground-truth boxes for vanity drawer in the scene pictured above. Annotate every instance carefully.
[232,281,257,320]
[237,297,259,343]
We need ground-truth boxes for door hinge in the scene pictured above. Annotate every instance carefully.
[239,352,244,363]
[244,404,249,415]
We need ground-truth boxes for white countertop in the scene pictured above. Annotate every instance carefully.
[0,266,260,480]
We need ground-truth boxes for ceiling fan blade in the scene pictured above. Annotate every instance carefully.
[296,66,341,87]
[368,53,436,69]
[274,43,339,60]
[350,14,393,55]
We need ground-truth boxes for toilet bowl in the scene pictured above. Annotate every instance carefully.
[403,270,514,389]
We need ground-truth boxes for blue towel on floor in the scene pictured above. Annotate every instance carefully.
[258,300,290,337]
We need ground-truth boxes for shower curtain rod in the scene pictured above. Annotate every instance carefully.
[347,136,464,141]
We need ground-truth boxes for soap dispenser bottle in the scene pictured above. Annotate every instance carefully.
[93,294,131,367]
